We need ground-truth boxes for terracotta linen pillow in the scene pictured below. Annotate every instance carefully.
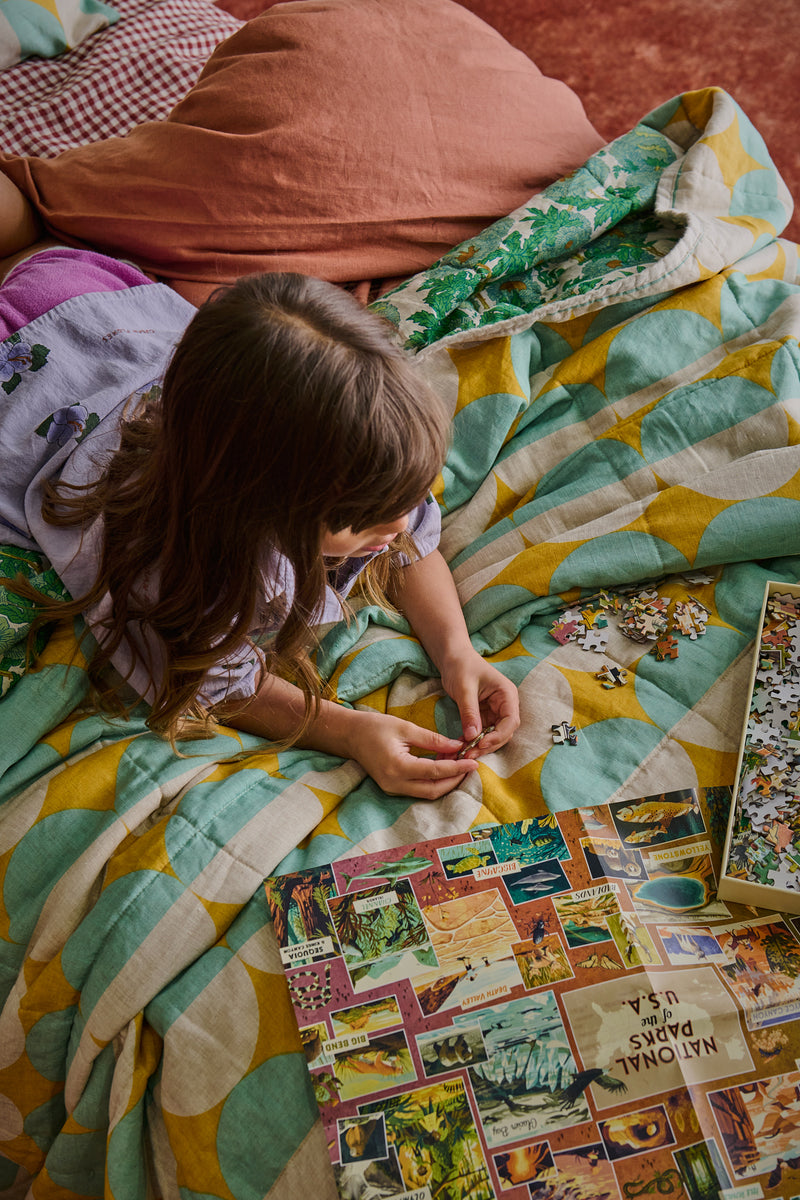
[0,0,605,302]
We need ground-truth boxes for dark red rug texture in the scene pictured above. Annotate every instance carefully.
[216,0,799,243]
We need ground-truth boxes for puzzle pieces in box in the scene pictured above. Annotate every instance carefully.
[728,588,800,895]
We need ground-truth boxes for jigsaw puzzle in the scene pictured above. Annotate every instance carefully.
[720,582,800,913]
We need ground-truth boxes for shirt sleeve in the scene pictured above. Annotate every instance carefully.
[406,493,441,559]
[0,247,153,340]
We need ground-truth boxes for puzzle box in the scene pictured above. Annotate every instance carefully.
[719,579,800,913]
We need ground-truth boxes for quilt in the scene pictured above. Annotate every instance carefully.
[1,86,799,1198]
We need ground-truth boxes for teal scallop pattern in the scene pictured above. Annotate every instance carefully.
[59,870,188,995]
[512,381,609,450]
[534,438,648,510]
[696,497,800,564]
[533,322,573,372]
[461,583,543,636]
[575,290,676,343]
[715,560,800,635]
[332,630,432,703]
[276,773,418,874]
[720,273,798,340]
[25,1008,72,1082]
[41,1123,107,1193]
[729,136,786,235]
[603,309,724,402]
[4,809,110,943]
[22,1094,66,1155]
[549,533,691,596]
[443,391,531,510]
[217,1054,318,1192]
[149,946,236,1036]
[107,1094,150,1200]
[519,617,570,660]
[540,718,666,811]
[770,338,800,394]
[633,624,748,730]
[639,375,778,463]
[0,1157,19,1188]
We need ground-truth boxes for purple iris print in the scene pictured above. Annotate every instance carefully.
[46,404,89,447]
[0,341,33,382]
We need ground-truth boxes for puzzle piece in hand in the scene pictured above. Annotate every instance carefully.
[551,721,578,745]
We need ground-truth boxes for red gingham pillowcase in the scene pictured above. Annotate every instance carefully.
[0,0,242,156]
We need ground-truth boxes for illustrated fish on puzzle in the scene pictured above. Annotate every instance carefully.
[510,871,564,895]
[340,851,433,891]
[615,798,697,842]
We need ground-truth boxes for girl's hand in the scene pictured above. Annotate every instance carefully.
[346,710,479,800]
[439,649,520,758]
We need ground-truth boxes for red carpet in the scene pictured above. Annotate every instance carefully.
[217,0,799,242]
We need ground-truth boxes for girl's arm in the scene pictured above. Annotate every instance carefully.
[213,669,479,800]
[0,173,43,267]
[389,548,520,756]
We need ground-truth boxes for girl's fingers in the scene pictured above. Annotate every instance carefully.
[380,747,479,798]
[480,714,518,752]
[406,753,479,781]
[457,703,483,744]
[408,726,469,755]
[404,770,475,801]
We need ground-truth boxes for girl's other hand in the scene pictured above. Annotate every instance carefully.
[439,649,520,758]
[346,711,479,800]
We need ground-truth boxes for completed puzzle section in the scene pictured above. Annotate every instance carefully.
[720,582,800,913]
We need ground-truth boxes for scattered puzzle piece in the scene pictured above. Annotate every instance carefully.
[652,635,679,661]
[551,721,578,746]
[595,664,628,688]
[579,628,609,652]
[549,618,580,645]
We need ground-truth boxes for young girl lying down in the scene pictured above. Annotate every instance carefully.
[0,176,519,799]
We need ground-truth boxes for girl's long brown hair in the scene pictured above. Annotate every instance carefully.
[16,273,450,744]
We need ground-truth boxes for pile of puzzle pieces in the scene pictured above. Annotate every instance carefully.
[548,574,713,661]
[547,572,715,744]
[727,590,800,892]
